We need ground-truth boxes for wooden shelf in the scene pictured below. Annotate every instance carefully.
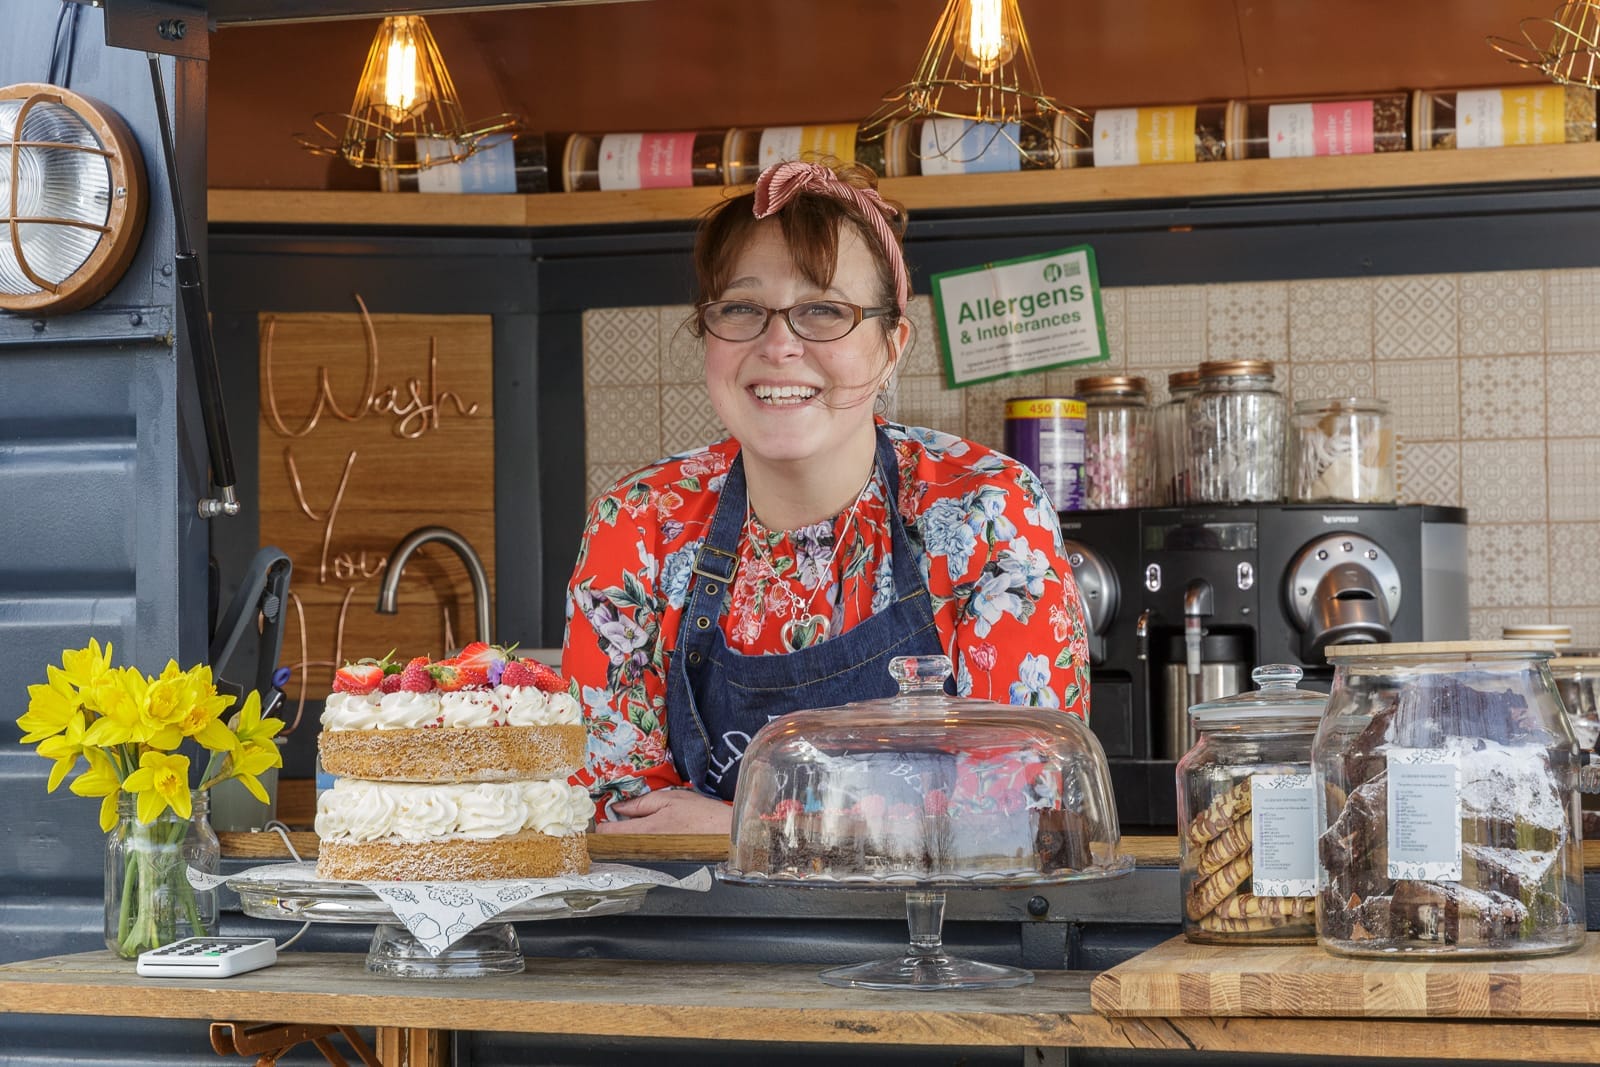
[208,143,1600,230]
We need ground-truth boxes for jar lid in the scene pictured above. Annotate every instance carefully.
[1167,369,1201,391]
[1550,656,1600,670]
[1326,639,1554,661]
[1292,396,1389,415]
[1074,374,1148,398]
[1199,359,1275,379]
[1188,664,1327,726]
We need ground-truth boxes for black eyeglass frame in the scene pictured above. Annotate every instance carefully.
[695,300,897,343]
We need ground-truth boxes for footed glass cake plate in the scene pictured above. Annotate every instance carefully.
[719,656,1134,991]
[230,861,705,978]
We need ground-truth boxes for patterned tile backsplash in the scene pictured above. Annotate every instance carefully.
[582,268,1600,645]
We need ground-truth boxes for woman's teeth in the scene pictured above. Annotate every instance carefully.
[752,384,818,405]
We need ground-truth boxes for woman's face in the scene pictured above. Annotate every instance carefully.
[704,221,907,471]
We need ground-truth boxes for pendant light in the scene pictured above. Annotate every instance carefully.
[858,0,1083,167]
[1489,0,1600,87]
[0,82,146,315]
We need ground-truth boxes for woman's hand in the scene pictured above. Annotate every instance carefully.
[597,788,732,835]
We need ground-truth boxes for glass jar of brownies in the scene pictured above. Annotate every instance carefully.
[1313,641,1590,959]
[1177,664,1326,944]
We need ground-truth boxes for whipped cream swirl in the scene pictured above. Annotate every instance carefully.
[315,779,593,842]
[321,686,581,730]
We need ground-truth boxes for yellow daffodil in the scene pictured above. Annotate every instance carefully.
[137,661,198,749]
[18,665,83,744]
[80,666,151,748]
[122,751,193,823]
[35,711,89,792]
[70,749,125,832]
[59,637,113,690]
[225,740,284,804]
[228,691,282,747]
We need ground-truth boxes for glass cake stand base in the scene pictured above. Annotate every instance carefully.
[819,954,1033,991]
[819,889,1034,991]
[366,922,523,978]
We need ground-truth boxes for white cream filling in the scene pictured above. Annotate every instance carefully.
[320,685,580,730]
[315,779,593,843]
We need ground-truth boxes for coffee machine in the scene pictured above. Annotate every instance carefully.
[1058,503,1468,828]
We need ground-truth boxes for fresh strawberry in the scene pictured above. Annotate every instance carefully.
[456,641,509,671]
[399,656,434,693]
[332,661,384,694]
[379,671,404,694]
[498,658,568,693]
[429,661,488,692]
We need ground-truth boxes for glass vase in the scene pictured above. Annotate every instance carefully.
[104,792,220,959]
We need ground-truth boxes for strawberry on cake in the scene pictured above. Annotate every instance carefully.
[315,644,594,881]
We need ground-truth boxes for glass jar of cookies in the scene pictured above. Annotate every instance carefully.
[1177,664,1326,944]
[1314,641,1589,959]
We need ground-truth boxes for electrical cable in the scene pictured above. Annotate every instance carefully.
[259,820,313,950]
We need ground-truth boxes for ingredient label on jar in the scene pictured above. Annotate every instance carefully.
[1385,749,1463,880]
[919,119,1023,175]
[1249,773,1316,897]
[1268,101,1375,158]
[759,124,858,169]
[1454,87,1565,148]
[1093,107,1197,167]
[598,132,698,191]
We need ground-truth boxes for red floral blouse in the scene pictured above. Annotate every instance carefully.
[564,420,1091,819]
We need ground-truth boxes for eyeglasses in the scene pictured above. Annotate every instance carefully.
[697,300,895,343]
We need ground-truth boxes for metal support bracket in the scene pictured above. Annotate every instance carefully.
[90,0,211,61]
[210,1020,381,1067]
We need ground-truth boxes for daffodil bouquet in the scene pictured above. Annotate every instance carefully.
[17,639,287,957]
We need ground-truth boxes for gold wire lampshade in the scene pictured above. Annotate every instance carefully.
[860,0,1083,166]
[301,15,517,172]
[0,82,147,315]
[1489,1,1600,88]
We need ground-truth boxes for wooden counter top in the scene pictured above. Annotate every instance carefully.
[208,142,1600,230]
[6,950,1600,1062]
[1092,934,1600,1020]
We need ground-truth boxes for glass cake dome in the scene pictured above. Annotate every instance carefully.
[719,655,1133,991]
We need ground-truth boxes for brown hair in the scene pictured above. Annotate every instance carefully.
[688,161,907,338]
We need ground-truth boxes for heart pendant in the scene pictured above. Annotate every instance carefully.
[780,613,829,650]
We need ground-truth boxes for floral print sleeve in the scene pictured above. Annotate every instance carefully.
[563,424,1090,820]
[890,424,1091,719]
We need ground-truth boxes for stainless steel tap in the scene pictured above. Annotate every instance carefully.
[375,525,492,643]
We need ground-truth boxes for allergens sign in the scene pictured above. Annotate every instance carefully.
[930,245,1109,389]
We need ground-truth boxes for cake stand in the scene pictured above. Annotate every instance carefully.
[716,861,1134,992]
[231,863,669,979]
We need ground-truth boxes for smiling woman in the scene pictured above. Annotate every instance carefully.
[561,161,1091,835]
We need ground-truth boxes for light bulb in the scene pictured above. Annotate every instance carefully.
[954,0,1018,76]
[380,18,424,119]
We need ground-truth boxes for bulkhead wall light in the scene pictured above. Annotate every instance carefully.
[0,82,147,315]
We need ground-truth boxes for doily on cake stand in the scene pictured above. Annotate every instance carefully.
[230,862,706,979]
[716,863,1134,992]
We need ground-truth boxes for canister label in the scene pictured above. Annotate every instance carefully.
[1004,397,1087,510]
[1454,87,1566,148]
[1250,773,1316,897]
[598,132,698,190]
[1093,107,1197,167]
[918,118,1023,175]
[1385,749,1463,881]
[758,124,858,168]
[1267,101,1375,158]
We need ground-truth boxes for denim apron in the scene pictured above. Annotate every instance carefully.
[664,428,947,799]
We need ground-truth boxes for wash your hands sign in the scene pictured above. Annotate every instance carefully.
[931,245,1110,389]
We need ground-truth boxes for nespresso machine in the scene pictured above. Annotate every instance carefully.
[1059,503,1468,828]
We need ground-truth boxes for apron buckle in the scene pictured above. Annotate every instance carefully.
[692,545,738,584]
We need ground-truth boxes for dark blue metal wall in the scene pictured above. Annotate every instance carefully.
[0,3,213,1061]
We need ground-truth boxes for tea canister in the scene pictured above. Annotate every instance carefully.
[1226,94,1409,159]
[563,130,726,191]
[1314,641,1590,959]
[1156,369,1199,505]
[1003,396,1087,511]
[1413,85,1596,150]
[1177,665,1326,944]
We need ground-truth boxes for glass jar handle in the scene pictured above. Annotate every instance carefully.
[1251,663,1304,691]
[889,655,954,695]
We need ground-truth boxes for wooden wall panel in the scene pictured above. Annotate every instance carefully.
[258,306,495,699]
[207,0,1556,191]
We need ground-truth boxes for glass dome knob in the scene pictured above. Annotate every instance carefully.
[890,655,953,695]
[1251,663,1304,690]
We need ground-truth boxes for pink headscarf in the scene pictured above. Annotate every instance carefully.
[751,160,910,315]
